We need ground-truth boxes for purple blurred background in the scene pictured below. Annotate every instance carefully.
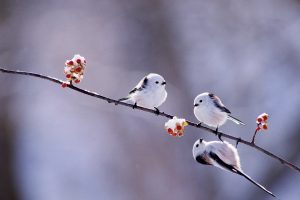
[0,0,300,199]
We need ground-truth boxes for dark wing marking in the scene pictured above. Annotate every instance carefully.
[218,105,231,114]
[209,151,276,198]
[196,153,212,165]
[209,151,237,172]
[141,77,148,88]
[208,93,231,114]
[129,77,148,94]
[118,97,129,102]
[129,87,138,94]
[208,93,214,98]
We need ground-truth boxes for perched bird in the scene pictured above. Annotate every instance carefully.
[118,73,167,113]
[193,92,244,138]
[192,139,277,198]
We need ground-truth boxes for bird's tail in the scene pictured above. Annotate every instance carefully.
[117,97,135,104]
[118,97,130,102]
[228,115,245,125]
[236,169,277,198]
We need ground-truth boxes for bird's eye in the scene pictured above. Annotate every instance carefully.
[155,81,159,84]
[199,100,202,103]
[196,144,199,148]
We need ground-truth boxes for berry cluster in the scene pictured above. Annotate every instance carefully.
[165,117,188,137]
[62,54,86,88]
[256,113,269,131]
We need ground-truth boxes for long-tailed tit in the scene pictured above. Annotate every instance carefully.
[118,73,167,113]
[192,139,277,198]
[193,92,244,139]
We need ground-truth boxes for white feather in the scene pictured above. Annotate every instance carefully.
[193,92,244,128]
[120,73,167,109]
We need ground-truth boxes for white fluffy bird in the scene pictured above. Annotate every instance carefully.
[193,92,244,137]
[192,139,277,198]
[118,73,167,113]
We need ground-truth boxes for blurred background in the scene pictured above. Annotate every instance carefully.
[0,0,300,199]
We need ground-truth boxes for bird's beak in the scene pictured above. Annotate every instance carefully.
[194,103,199,107]
[161,81,166,85]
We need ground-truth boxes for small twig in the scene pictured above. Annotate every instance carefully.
[1,67,299,173]
[251,126,260,144]
[236,137,241,148]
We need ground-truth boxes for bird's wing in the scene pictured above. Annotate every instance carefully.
[129,87,138,94]
[209,151,238,172]
[129,76,148,94]
[208,141,241,169]
[208,93,231,114]
[209,151,276,198]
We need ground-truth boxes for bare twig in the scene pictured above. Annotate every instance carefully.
[1,67,299,173]
[252,126,259,144]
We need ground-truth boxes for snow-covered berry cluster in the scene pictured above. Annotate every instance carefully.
[62,54,86,88]
[256,113,269,131]
[165,117,188,137]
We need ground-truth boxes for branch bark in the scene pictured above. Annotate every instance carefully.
[1,67,299,173]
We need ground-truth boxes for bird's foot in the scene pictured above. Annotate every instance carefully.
[217,133,223,142]
[154,107,160,115]
[197,123,202,127]
[215,127,223,142]
[132,102,137,109]
[236,137,241,148]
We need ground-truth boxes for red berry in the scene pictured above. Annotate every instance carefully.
[176,124,182,131]
[167,128,173,134]
[172,133,177,137]
[263,115,268,121]
[262,124,268,130]
[61,82,68,88]
[74,79,80,83]
[257,118,262,123]
[76,59,81,64]
[75,67,81,72]
[66,74,71,78]
[67,60,74,66]
[178,133,183,137]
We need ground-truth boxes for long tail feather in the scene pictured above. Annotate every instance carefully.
[118,97,130,102]
[236,170,277,198]
[208,152,277,198]
[228,115,245,125]
[117,97,135,105]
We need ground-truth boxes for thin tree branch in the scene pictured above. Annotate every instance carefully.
[1,67,299,173]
